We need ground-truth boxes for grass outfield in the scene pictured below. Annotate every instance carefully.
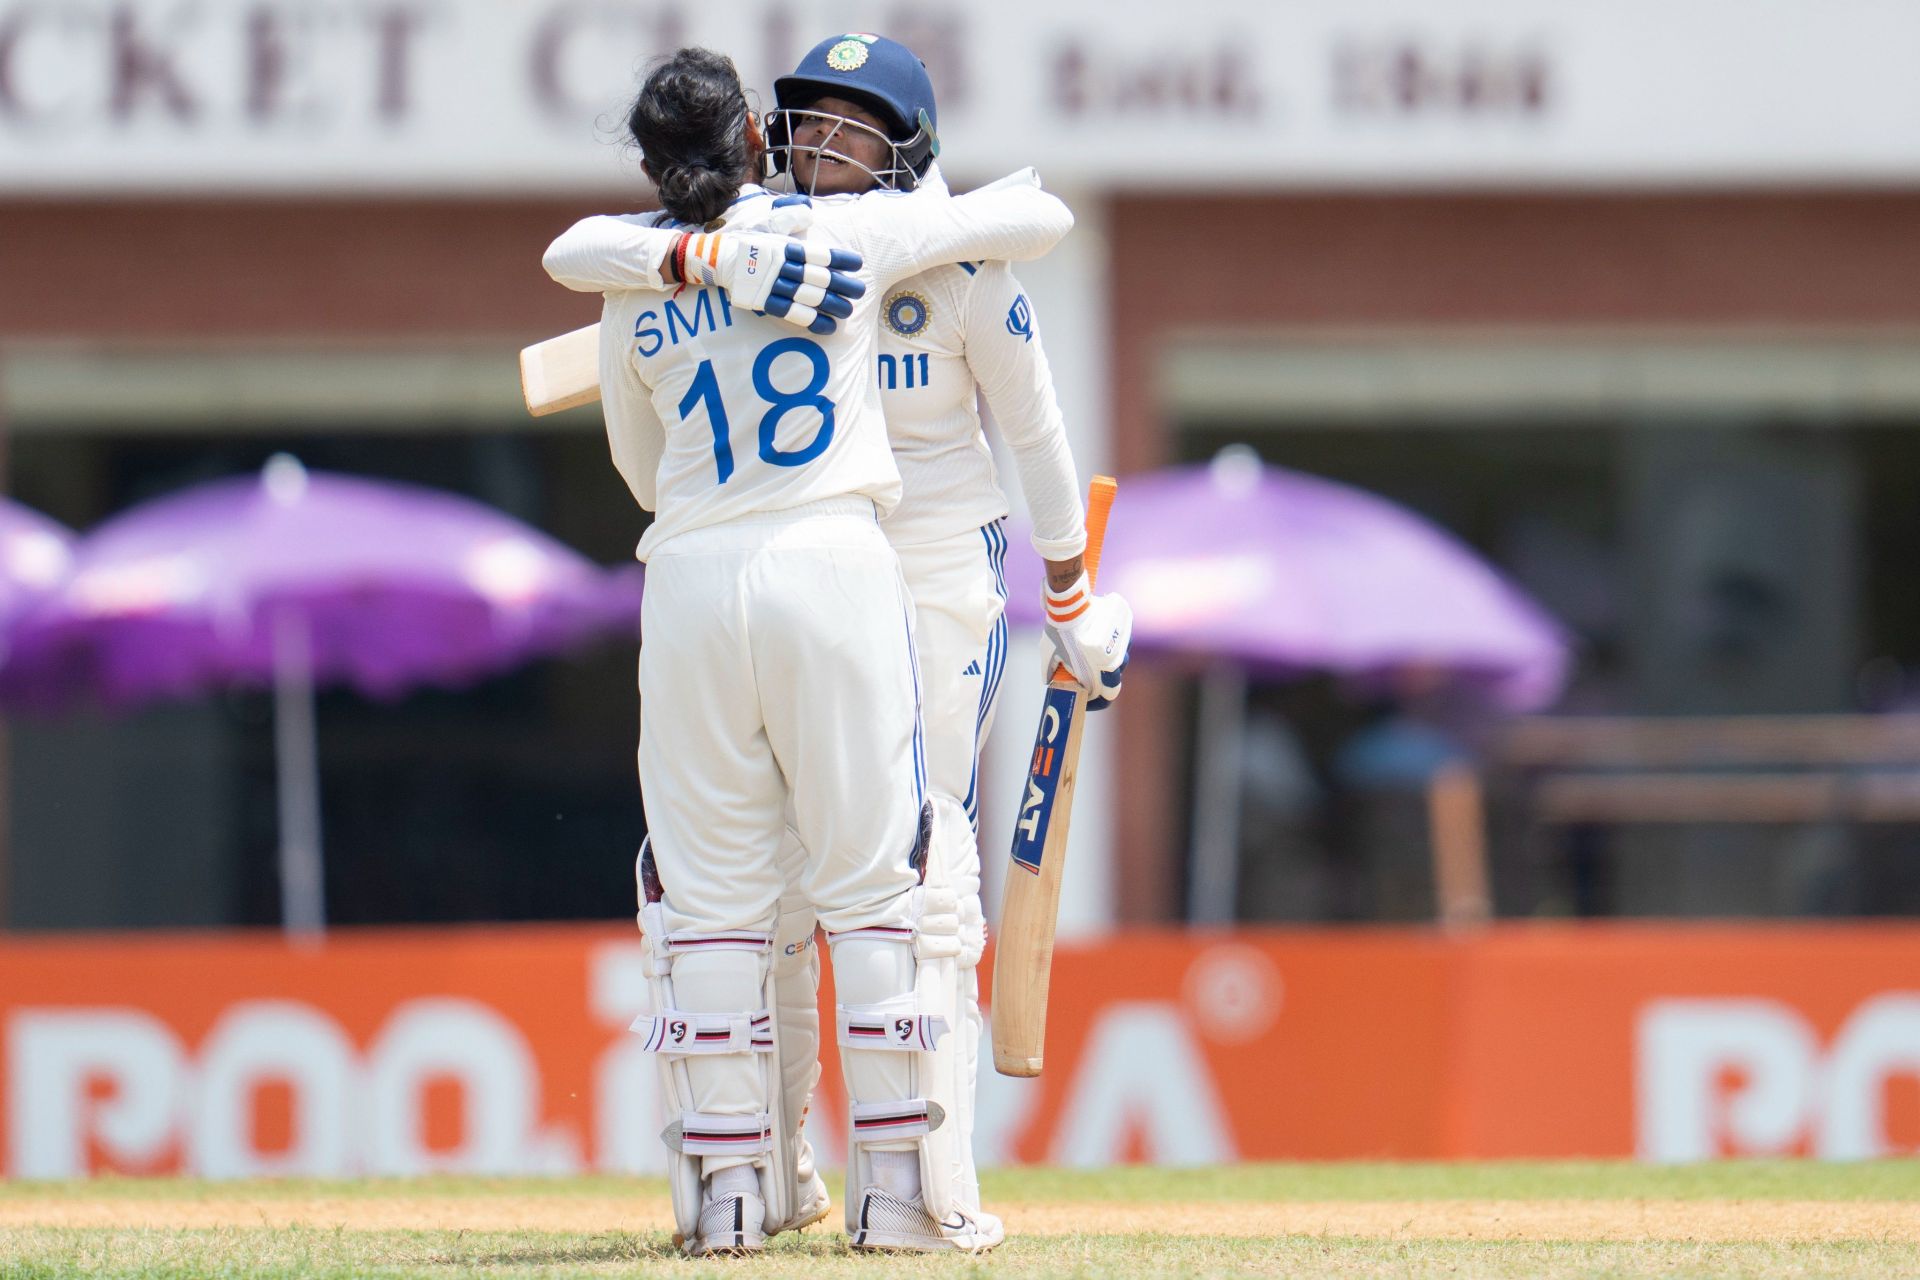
[1,1162,1917,1278]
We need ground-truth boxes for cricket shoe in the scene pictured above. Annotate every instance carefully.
[767,1170,832,1236]
[684,1190,766,1257]
[848,1188,1005,1253]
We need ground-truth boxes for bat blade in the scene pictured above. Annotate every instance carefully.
[991,475,1118,1078]
[992,679,1092,1076]
[520,322,603,416]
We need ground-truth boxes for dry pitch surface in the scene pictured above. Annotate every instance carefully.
[2,1162,1918,1278]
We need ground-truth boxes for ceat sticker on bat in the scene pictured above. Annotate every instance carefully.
[1011,683,1080,873]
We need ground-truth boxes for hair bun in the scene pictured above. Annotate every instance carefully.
[657,165,700,203]
[656,162,734,225]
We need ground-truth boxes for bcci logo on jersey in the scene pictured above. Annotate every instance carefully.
[886,290,931,337]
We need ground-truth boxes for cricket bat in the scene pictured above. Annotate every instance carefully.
[991,474,1118,1078]
[520,323,603,416]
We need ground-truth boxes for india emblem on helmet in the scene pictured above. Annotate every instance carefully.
[827,39,871,70]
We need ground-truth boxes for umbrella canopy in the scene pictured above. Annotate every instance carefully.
[0,498,75,646]
[3,457,641,708]
[0,457,643,939]
[1006,454,1569,712]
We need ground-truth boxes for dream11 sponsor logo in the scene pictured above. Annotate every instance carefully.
[1636,994,1920,1161]
[3,943,1247,1178]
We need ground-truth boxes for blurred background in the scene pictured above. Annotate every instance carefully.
[4,0,1920,1177]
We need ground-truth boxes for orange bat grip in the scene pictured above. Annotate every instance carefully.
[1082,475,1117,589]
[1049,475,1118,683]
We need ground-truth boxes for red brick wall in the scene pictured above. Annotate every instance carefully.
[0,199,619,343]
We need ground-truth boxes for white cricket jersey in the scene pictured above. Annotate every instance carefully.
[871,257,1085,559]
[563,176,1073,559]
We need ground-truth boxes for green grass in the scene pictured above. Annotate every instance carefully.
[1,1228,1915,1280]
[3,1160,1917,1204]
[2,1164,1917,1279]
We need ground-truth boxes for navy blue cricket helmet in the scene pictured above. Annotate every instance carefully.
[766,33,940,191]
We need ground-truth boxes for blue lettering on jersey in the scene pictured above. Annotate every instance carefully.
[677,337,837,485]
[1006,294,1033,343]
[876,352,930,391]
[665,290,727,345]
[634,310,664,358]
[635,290,735,361]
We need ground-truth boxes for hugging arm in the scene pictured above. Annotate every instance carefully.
[543,210,867,334]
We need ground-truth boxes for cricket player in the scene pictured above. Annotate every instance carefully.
[543,46,1088,1255]
[544,33,1133,1251]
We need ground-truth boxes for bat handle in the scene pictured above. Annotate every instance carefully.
[1081,474,1117,591]
[1048,475,1118,685]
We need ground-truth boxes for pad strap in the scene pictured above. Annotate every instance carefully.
[828,923,916,945]
[661,1111,773,1157]
[631,1009,773,1055]
[662,932,773,955]
[837,997,950,1051]
[639,902,772,975]
[829,891,960,961]
[849,1099,947,1144]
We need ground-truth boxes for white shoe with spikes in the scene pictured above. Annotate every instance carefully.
[848,1187,1005,1253]
[684,1189,766,1256]
[767,1170,832,1236]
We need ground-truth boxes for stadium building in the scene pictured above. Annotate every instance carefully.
[6,0,1920,941]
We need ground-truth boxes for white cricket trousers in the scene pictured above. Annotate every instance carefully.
[717,521,1012,1203]
[889,519,1011,1209]
[891,520,1011,954]
[638,497,926,939]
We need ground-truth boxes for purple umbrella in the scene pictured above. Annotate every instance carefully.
[1003,451,1568,923]
[1004,452,1568,712]
[0,498,75,650]
[4,457,642,937]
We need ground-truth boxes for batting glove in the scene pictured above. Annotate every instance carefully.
[671,229,865,334]
[1087,654,1129,712]
[1043,572,1133,702]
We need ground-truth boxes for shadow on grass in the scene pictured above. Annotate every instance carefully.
[415,1231,861,1268]
[410,1232,665,1267]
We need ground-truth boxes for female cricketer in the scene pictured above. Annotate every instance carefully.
[541,44,1119,1255]
[544,34,1133,1254]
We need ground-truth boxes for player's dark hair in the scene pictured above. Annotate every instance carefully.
[628,48,758,225]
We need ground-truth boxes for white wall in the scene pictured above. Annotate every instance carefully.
[11,1,1920,193]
